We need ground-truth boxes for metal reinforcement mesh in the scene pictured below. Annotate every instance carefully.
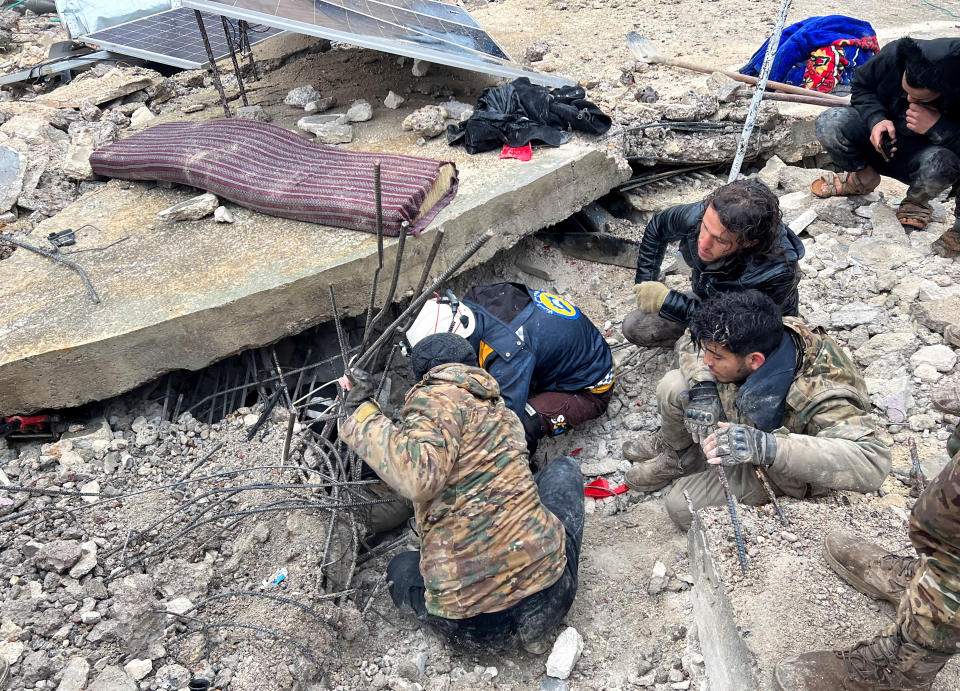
[90,118,459,236]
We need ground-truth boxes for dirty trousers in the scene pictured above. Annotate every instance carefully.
[899,449,960,653]
[656,369,784,531]
[387,455,584,648]
[816,106,960,211]
[524,388,613,454]
[622,310,686,348]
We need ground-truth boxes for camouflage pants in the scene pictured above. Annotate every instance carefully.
[899,450,960,653]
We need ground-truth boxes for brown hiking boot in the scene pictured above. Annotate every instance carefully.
[624,450,683,492]
[933,227,960,257]
[932,381,960,416]
[622,431,670,462]
[823,531,918,605]
[774,625,951,690]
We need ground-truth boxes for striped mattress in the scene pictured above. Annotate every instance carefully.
[89,119,459,236]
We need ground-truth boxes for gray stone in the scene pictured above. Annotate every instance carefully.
[129,106,156,129]
[107,574,164,656]
[402,105,446,138]
[80,610,102,625]
[870,202,910,244]
[0,145,25,212]
[123,659,152,681]
[68,540,98,579]
[829,302,885,329]
[235,105,270,122]
[648,560,669,595]
[297,114,348,133]
[909,413,938,432]
[757,155,785,189]
[914,298,960,333]
[525,39,550,62]
[88,666,137,691]
[440,100,475,122]
[853,333,917,365]
[788,208,817,234]
[383,90,405,109]
[56,657,89,691]
[156,193,219,222]
[155,663,190,690]
[152,558,212,600]
[580,458,619,476]
[312,123,354,144]
[35,540,82,573]
[346,99,373,122]
[911,345,957,372]
[545,627,583,679]
[214,206,235,223]
[412,59,431,77]
[304,96,337,113]
[813,197,859,227]
[135,422,159,447]
[284,85,321,108]
[541,678,570,691]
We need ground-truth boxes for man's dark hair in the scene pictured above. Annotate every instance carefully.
[689,290,783,357]
[896,38,960,99]
[702,179,783,258]
[410,333,477,380]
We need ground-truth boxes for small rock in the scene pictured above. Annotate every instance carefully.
[68,540,98,579]
[285,85,321,107]
[80,480,100,504]
[304,96,337,113]
[541,678,569,691]
[36,540,82,573]
[830,302,885,329]
[183,103,205,113]
[87,666,137,691]
[346,99,373,122]
[214,206,235,223]
[911,345,957,373]
[235,105,270,121]
[545,627,583,680]
[412,59,430,77]
[243,414,259,427]
[156,193,219,222]
[80,611,102,625]
[525,40,550,62]
[439,100,474,122]
[648,560,669,595]
[383,91,405,109]
[402,105,445,138]
[129,106,156,128]
[123,659,152,681]
[56,657,90,691]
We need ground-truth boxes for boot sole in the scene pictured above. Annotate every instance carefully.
[822,535,903,606]
[624,477,674,493]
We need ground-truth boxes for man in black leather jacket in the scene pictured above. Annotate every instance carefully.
[622,179,804,347]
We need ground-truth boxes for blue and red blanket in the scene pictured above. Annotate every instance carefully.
[741,15,878,94]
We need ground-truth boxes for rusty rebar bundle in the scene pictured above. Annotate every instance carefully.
[755,468,789,527]
[909,438,927,495]
[717,465,749,574]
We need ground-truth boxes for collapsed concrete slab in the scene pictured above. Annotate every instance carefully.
[0,142,628,413]
[688,495,960,690]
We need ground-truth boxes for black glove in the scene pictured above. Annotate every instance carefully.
[712,424,777,467]
[342,368,376,412]
[682,381,723,443]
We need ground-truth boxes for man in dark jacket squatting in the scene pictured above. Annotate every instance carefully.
[405,282,615,454]
[623,179,804,347]
[812,37,960,254]
[338,334,583,649]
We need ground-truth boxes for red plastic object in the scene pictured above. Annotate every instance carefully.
[5,415,49,432]
[584,477,629,498]
[500,143,533,161]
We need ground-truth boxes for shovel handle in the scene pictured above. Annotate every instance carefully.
[655,57,850,104]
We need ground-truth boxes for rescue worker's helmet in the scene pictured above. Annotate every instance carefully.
[405,298,476,347]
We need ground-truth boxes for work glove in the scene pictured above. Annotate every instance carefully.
[707,423,777,467]
[634,281,670,314]
[341,368,376,413]
[682,381,723,443]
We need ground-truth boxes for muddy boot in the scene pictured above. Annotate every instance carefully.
[624,443,700,493]
[774,625,952,691]
[932,225,960,257]
[823,531,918,605]
[622,431,669,462]
[932,381,960,416]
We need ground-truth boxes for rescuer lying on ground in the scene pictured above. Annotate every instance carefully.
[775,434,960,690]
[406,282,615,454]
[623,290,891,530]
[622,179,803,348]
[812,36,960,254]
[337,333,584,648]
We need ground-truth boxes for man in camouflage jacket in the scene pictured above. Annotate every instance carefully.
[775,439,960,688]
[623,290,890,530]
[338,333,583,647]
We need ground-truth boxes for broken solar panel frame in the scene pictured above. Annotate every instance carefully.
[183,0,572,87]
[79,8,284,70]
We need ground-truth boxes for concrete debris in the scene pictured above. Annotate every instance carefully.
[384,90,405,109]
[546,626,584,679]
[648,560,669,595]
[411,59,431,77]
[129,106,156,129]
[156,192,219,222]
[311,122,354,144]
[56,657,90,691]
[402,105,446,138]
[911,344,958,372]
[304,96,337,113]
[214,205,235,223]
[123,659,152,681]
[525,39,551,62]
[87,666,137,691]
[236,105,271,121]
[440,99,474,123]
[346,98,374,122]
[44,68,160,108]
[284,85,321,108]
[35,540,82,574]
[0,145,25,212]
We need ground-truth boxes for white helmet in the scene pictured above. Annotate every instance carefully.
[405,298,476,347]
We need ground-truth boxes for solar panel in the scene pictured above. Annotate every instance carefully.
[80,8,283,70]
[183,0,572,86]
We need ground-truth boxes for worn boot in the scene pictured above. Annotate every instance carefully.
[622,431,670,462]
[823,531,918,605]
[774,625,952,690]
[933,225,960,257]
[624,443,701,493]
[932,381,960,416]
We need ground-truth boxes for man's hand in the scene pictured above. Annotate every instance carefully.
[906,103,941,135]
[682,381,722,443]
[702,422,777,467]
[869,120,897,155]
[634,281,670,313]
[339,368,376,412]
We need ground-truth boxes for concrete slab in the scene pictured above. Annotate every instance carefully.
[689,496,960,690]
[0,142,628,413]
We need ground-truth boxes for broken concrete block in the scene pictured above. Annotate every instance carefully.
[384,90,405,109]
[57,657,90,691]
[156,193,219,222]
[648,560,669,595]
[346,99,373,122]
[311,123,354,144]
[911,344,957,372]
[757,155,785,188]
[79,100,102,122]
[284,85,320,107]
[68,540,97,579]
[35,540,82,573]
[440,100,474,122]
[145,78,176,105]
[235,105,270,122]
[60,130,97,181]
[0,145,25,212]
[1,114,67,146]
[123,660,151,682]
[525,39,550,62]
[87,666,137,691]
[402,105,446,138]
[830,302,886,329]
[129,106,156,129]
[297,114,348,134]
[788,207,817,234]
[45,67,158,108]
[913,297,960,333]
[546,627,583,679]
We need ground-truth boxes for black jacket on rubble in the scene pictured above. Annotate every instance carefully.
[634,201,805,324]
[851,37,960,150]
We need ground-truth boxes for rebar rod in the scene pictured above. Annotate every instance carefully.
[354,229,494,370]
[328,283,349,373]
[717,465,749,574]
[238,20,259,81]
[244,387,284,441]
[358,222,409,358]
[413,227,445,298]
[194,10,231,118]
[177,441,226,483]
[362,163,385,344]
[1,236,100,303]
[221,15,249,107]
[909,438,927,494]
[755,467,789,527]
[171,622,323,671]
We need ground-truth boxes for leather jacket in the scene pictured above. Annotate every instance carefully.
[634,201,805,324]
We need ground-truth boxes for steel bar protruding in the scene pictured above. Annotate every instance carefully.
[221,15,249,107]
[909,438,927,494]
[755,467,789,527]
[357,221,409,360]
[362,162,385,346]
[717,465,749,574]
[238,21,259,81]
[1,236,100,303]
[328,283,349,373]
[355,229,494,369]
[194,10,231,118]
[414,227,445,297]
[683,490,697,525]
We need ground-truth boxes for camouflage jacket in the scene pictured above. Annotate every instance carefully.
[338,363,566,619]
[677,317,891,497]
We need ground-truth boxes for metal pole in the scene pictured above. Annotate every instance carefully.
[238,21,260,82]
[194,10,231,118]
[717,465,749,574]
[221,16,249,107]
